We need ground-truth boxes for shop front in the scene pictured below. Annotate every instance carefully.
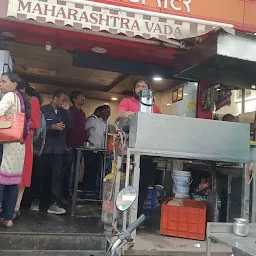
[0,0,256,255]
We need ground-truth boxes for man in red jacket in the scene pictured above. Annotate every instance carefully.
[64,91,86,200]
[117,78,160,120]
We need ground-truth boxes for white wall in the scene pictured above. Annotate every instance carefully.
[216,90,256,116]
[154,81,198,117]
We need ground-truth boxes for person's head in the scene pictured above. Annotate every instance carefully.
[0,72,21,93]
[0,73,31,122]
[70,91,85,108]
[19,79,30,92]
[94,106,103,118]
[26,86,43,105]
[101,105,111,121]
[222,114,235,122]
[52,90,68,109]
[133,79,150,99]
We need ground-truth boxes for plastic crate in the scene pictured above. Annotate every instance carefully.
[160,198,206,240]
[143,188,157,210]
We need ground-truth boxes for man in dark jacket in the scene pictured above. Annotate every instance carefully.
[31,90,73,215]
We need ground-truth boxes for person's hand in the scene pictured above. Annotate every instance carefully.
[65,146,72,152]
[125,111,134,118]
[213,114,219,120]
[61,102,69,110]
[52,122,65,130]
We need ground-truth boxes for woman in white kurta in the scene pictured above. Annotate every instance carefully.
[0,72,30,228]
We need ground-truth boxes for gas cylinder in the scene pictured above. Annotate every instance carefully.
[101,172,126,230]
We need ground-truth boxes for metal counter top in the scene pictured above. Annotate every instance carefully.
[207,223,256,256]
[127,147,250,163]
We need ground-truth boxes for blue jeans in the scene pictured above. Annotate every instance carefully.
[0,184,18,220]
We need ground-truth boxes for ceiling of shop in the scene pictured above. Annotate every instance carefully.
[0,19,183,101]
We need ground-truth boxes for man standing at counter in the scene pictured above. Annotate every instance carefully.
[117,79,160,119]
[116,79,160,220]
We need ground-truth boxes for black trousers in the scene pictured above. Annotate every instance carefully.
[138,156,156,216]
[31,154,64,205]
[83,151,102,192]
[62,150,77,199]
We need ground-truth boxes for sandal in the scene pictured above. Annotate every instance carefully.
[4,220,13,228]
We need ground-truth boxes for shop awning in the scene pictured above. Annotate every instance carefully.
[4,0,234,42]
[171,31,256,89]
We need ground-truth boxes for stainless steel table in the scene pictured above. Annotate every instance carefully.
[71,146,108,216]
[206,223,256,256]
[119,147,250,245]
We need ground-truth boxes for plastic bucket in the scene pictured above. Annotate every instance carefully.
[172,170,192,196]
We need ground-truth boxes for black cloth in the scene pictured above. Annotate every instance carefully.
[41,104,73,155]
[83,151,102,192]
[31,154,64,205]
[62,150,77,199]
[138,156,156,216]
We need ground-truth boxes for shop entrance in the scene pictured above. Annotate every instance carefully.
[0,19,190,218]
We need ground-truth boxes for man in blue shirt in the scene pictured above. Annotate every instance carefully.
[31,90,73,215]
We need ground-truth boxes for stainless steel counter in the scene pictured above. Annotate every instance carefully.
[207,223,256,256]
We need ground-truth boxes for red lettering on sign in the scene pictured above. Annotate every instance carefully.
[121,18,130,29]
[43,4,56,16]
[99,13,110,26]
[145,22,154,32]
[32,3,43,15]
[68,8,78,20]
[18,0,31,12]
[90,13,98,24]
[56,7,66,19]
[131,20,140,30]
[79,11,89,22]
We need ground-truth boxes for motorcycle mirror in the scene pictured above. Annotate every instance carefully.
[116,186,137,212]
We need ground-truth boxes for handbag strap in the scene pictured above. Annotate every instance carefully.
[14,91,25,113]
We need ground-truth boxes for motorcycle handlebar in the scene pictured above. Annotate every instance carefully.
[126,214,146,234]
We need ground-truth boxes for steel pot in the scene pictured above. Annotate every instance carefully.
[233,218,249,237]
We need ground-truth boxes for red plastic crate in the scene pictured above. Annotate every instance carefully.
[160,198,206,240]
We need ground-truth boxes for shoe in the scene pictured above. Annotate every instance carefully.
[30,201,40,212]
[47,203,66,215]
[13,210,20,220]
[4,220,13,228]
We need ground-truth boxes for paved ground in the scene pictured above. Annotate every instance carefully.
[125,234,232,255]
[0,204,233,255]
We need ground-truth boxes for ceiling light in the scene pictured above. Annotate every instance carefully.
[153,76,162,81]
[92,47,107,54]
[1,32,15,38]
[167,103,171,106]
[252,85,256,89]
[111,97,118,101]
[184,93,188,96]
[104,102,109,105]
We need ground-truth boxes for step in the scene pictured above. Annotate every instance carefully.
[0,250,105,256]
[0,233,106,251]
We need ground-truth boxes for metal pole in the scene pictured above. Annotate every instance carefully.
[241,163,250,220]
[242,89,245,114]
[129,153,141,242]
[226,173,232,222]
[210,162,218,222]
[122,151,131,232]
[252,169,256,223]
[71,149,82,216]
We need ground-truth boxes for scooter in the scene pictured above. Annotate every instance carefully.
[106,186,146,256]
